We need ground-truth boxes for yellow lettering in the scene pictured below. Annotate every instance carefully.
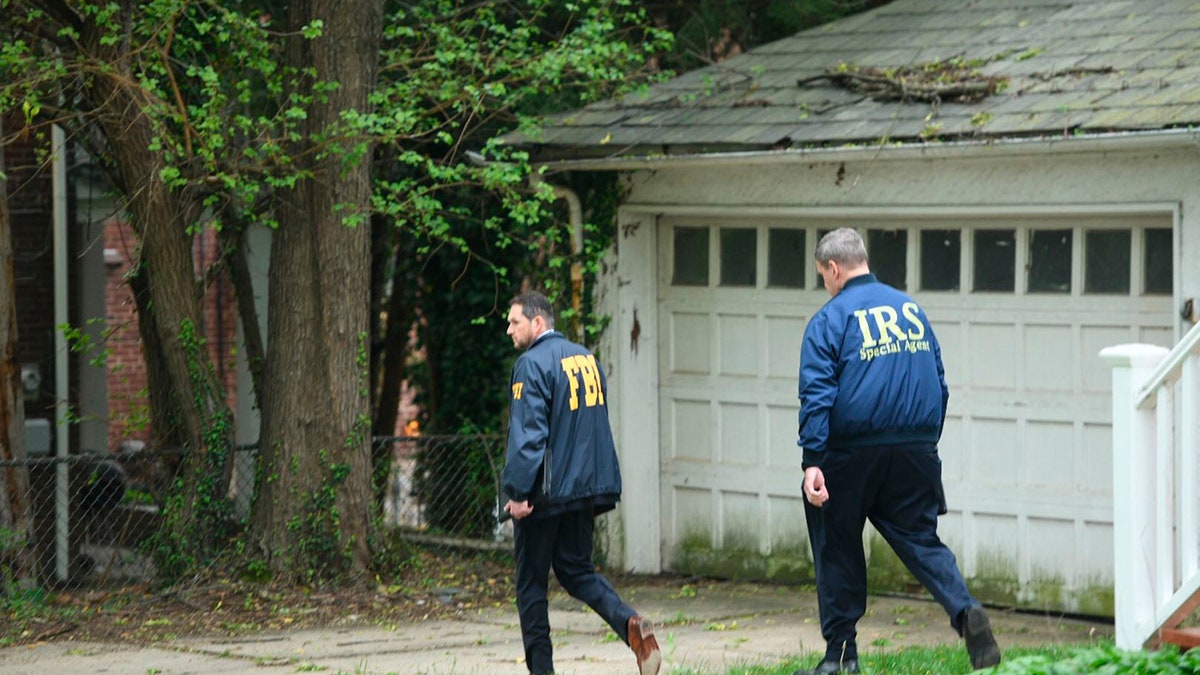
[575,355,600,407]
[854,310,877,348]
[561,357,582,410]
[512,382,523,400]
[868,306,906,345]
[902,302,925,340]
[587,354,605,405]
[559,354,606,410]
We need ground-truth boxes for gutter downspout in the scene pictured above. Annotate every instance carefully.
[463,152,587,340]
[51,124,69,582]
[530,174,584,342]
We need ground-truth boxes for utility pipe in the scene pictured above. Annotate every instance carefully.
[464,152,588,341]
[51,124,69,582]
[530,174,585,342]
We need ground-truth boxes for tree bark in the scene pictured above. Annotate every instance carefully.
[222,223,265,412]
[83,23,237,574]
[370,244,414,501]
[126,264,187,454]
[250,0,382,579]
[371,244,412,439]
[0,113,34,585]
[104,125,235,572]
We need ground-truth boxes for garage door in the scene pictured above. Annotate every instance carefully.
[657,213,1175,611]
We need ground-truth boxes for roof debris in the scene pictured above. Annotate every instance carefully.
[800,59,1008,104]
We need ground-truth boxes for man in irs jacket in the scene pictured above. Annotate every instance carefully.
[795,228,1001,675]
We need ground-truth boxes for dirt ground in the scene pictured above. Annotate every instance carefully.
[4,548,516,645]
[2,552,1121,675]
[3,548,1113,656]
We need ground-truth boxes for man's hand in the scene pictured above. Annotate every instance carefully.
[803,467,829,507]
[504,499,533,521]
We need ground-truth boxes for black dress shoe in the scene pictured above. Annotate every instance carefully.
[961,605,1001,669]
[793,658,861,675]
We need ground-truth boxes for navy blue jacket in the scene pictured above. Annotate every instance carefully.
[798,274,948,467]
[503,331,622,519]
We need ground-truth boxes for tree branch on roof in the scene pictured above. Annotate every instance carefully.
[799,60,1008,104]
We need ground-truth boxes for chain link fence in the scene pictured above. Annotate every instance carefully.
[379,435,512,548]
[1,435,510,595]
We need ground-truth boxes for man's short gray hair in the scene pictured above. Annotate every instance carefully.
[814,228,868,267]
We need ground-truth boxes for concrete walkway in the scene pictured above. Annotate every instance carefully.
[0,580,1111,675]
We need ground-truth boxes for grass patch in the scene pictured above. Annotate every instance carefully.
[990,642,1200,674]
[678,642,1198,674]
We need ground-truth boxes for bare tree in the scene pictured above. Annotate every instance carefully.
[0,112,33,586]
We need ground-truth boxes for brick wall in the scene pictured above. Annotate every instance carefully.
[101,218,147,448]
[102,219,240,450]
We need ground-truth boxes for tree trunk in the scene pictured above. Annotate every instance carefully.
[371,245,413,438]
[370,245,414,501]
[0,114,34,586]
[221,223,265,411]
[126,264,187,453]
[368,217,394,435]
[249,0,382,579]
[86,62,236,577]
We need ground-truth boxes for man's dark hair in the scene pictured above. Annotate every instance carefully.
[510,291,556,328]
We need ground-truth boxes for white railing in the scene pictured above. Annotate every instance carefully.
[1101,320,1200,650]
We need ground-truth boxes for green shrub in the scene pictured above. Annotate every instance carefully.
[988,642,1200,674]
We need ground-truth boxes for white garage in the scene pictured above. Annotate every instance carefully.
[645,206,1175,615]
[508,0,1200,616]
[589,144,1196,617]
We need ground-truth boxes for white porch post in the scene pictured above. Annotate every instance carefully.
[1180,355,1199,582]
[1100,343,1168,650]
[611,208,661,573]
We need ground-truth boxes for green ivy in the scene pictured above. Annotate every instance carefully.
[989,643,1200,675]
[146,318,235,581]
[288,449,355,583]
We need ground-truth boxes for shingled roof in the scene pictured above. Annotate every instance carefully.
[505,0,1200,162]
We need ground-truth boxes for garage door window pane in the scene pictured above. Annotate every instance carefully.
[1144,228,1172,295]
[720,228,757,287]
[973,229,1015,292]
[1084,230,1130,294]
[815,228,832,290]
[673,227,709,286]
[868,229,907,290]
[1028,229,1072,293]
[768,229,805,288]
[920,229,960,291]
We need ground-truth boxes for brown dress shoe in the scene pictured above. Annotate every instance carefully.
[628,615,661,675]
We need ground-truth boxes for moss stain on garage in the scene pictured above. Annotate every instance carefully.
[670,531,1114,617]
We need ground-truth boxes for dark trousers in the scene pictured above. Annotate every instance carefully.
[803,442,975,661]
[514,507,636,675]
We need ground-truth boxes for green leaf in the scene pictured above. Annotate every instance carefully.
[302,20,324,39]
